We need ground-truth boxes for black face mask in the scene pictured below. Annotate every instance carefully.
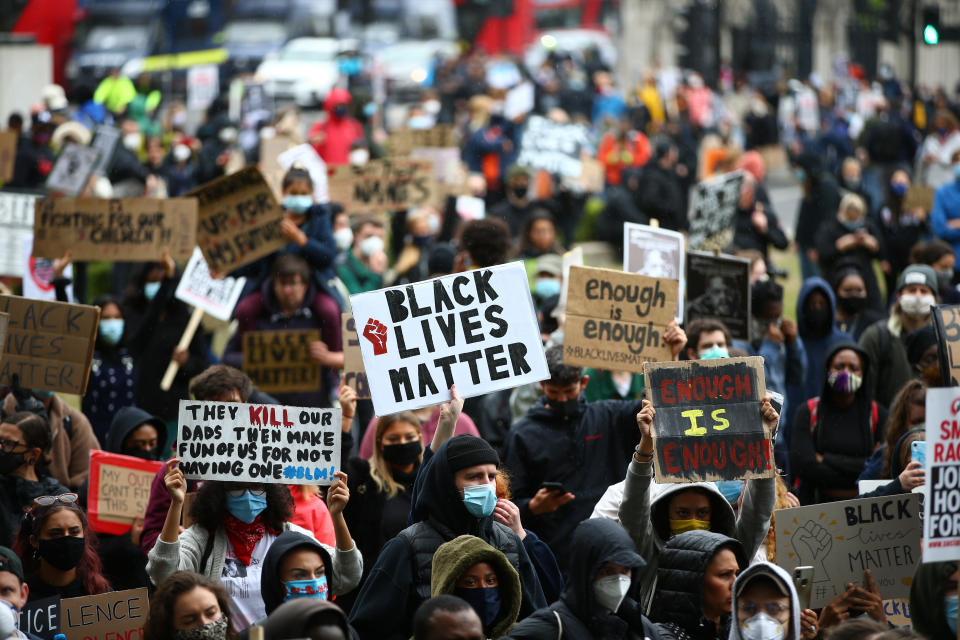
[381,441,422,466]
[123,447,160,461]
[0,451,25,475]
[38,535,85,571]
[836,295,868,315]
[804,306,833,336]
[550,397,580,420]
[511,185,528,200]
[332,104,348,118]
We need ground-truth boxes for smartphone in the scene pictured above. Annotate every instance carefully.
[539,482,566,493]
[793,566,814,611]
[912,441,926,467]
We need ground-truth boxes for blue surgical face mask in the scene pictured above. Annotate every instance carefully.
[225,490,268,523]
[462,483,498,518]
[454,586,501,629]
[841,218,865,232]
[699,346,729,360]
[954,163,960,182]
[946,594,958,635]
[32,390,54,400]
[715,480,744,503]
[534,277,561,299]
[143,281,161,300]
[891,182,908,197]
[283,194,313,214]
[284,576,328,601]
[99,318,124,345]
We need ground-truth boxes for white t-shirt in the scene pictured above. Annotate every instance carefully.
[221,531,277,631]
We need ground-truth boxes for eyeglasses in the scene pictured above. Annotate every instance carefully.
[738,601,790,617]
[31,493,79,515]
[0,439,27,453]
[226,489,266,498]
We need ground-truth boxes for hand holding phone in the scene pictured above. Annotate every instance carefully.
[793,566,814,611]
[911,441,926,467]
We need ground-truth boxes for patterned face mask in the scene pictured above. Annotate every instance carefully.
[173,616,228,640]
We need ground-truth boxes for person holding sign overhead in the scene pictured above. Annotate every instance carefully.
[147,459,362,631]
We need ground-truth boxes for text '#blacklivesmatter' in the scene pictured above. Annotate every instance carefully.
[367,269,533,402]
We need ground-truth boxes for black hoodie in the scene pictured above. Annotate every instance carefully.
[910,561,956,640]
[104,406,166,458]
[507,518,658,640]
[261,531,334,616]
[349,437,546,640]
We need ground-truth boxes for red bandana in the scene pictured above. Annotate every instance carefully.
[223,515,271,566]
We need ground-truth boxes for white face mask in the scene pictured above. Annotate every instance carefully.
[423,99,441,115]
[593,574,631,613]
[740,612,787,640]
[334,228,354,251]
[218,127,238,144]
[123,132,142,151]
[899,293,935,318]
[359,234,384,258]
[349,148,370,166]
[173,144,191,163]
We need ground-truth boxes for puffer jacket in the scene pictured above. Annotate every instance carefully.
[653,531,746,640]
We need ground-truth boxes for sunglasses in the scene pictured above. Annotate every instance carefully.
[31,493,79,516]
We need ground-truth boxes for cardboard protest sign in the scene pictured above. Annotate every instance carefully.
[504,81,535,120]
[327,159,438,213]
[515,115,590,178]
[175,247,247,321]
[278,143,330,204]
[0,295,99,394]
[0,130,16,182]
[45,143,100,197]
[623,222,684,323]
[932,304,960,386]
[0,313,8,356]
[903,185,934,213]
[60,588,148,640]
[90,125,121,177]
[350,261,549,414]
[774,493,922,607]
[19,596,60,640]
[260,135,296,200]
[242,329,322,394]
[686,251,751,341]
[455,195,485,221]
[342,313,370,399]
[563,266,677,373]
[923,387,960,561]
[87,450,164,535]
[643,356,773,482]
[883,599,912,628]
[0,191,41,277]
[177,400,342,484]
[390,125,457,155]
[191,165,286,274]
[32,197,197,261]
[688,171,744,251]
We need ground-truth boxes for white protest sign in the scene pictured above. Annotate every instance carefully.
[515,115,590,179]
[623,222,684,323]
[688,170,744,251]
[187,65,219,111]
[0,191,41,277]
[90,125,121,176]
[175,247,247,321]
[775,493,922,607]
[277,143,330,204]
[923,387,960,561]
[455,195,485,221]
[177,400,341,485]
[350,261,549,414]
[504,81,535,120]
[46,143,100,196]
[554,246,583,317]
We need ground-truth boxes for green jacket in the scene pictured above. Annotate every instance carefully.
[431,535,522,639]
[583,369,645,403]
[337,252,383,294]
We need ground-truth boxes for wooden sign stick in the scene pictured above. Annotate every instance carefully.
[160,307,204,391]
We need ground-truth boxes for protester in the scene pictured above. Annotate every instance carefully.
[455,218,513,271]
[82,294,138,444]
[859,379,926,488]
[879,169,929,300]
[259,530,336,617]
[309,88,364,165]
[336,214,387,294]
[144,571,236,640]
[639,140,687,231]
[263,599,353,640]
[516,209,563,259]
[412,595,484,640]
[816,193,885,309]
[910,562,957,640]
[0,546,36,640]
[729,563,819,640]
[910,239,960,303]
[817,571,888,633]
[489,166,535,237]
[831,265,884,341]
[794,152,842,279]
[733,172,789,262]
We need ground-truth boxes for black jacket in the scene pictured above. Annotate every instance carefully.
[794,156,841,249]
[732,198,788,260]
[639,164,687,231]
[652,531,746,640]
[910,561,955,640]
[261,530,333,616]
[598,183,649,249]
[0,475,67,548]
[504,396,643,568]
[815,218,885,311]
[349,437,546,640]
[507,518,659,640]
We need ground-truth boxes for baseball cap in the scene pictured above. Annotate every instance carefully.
[0,547,24,583]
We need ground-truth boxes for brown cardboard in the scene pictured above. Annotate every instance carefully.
[31,197,196,261]
[341,313,370,399]
[260,135,296,200]
[904,185,935,213]
[0,130,16,182]
[327,158,439,213]
[190,165,286,274]
[390,125,457,155]
[242,329,321,393]
[0,296,99,394]
[566,266,677,325]
[61,587,149,640]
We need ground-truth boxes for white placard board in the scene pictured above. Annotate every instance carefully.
[0,192,41,277]
[174,247,247,321]
[277,143,330,204]
[923,387,960,562]
[623,222,685,324]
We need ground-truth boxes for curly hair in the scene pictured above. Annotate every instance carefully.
[144,571,236,640]
[881,380,926,479]
[460,218,511,268]
[189,481,293,533]
[544,344,583,386]
[1,411,53,469]
[14,504,111,596]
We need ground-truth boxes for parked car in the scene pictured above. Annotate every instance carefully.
[256,37,341,105]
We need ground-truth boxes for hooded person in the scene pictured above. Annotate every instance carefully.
[309,88,363,166]
[728,563,811,640]
[349,435,546,640]
[830,263,885,342]
[815,193,885,311]
[651,531,747,640]
[431,535,522,639]
[263,598,353,640]
[261,531,334,616]
[103,406,165,461]
[858,426,925,498]
[791,342,886,503]
[910,561,957,640]
[505,518,658,640]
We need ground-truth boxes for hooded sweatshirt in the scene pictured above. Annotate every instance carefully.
[594,460,774,613]
[506,518,657,640]
[910,561,956,640]
[727,563,801,640]
[260,531,334,616]
[309,88,363,165]
[653,531,747,640]
[349,437,546,640]
[262,598,353,639]
[859,427,923,498]
[104,406,166,458]
[431,535,522,639]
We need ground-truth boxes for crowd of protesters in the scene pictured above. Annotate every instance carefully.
[0,44,958,640]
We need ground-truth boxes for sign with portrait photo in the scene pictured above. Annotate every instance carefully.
[685,251,751,341]
[623,222,684,323]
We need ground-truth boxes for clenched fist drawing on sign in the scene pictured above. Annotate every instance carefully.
[792,520,833,582]
[363,318,389,355]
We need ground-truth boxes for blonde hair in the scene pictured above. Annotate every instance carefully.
[838,193,866,222]
[370,412,423,499]
[765,475,794,562]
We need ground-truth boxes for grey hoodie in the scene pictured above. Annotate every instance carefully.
[728,563,801,640]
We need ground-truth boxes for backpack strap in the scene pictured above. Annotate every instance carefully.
[199,529,216,575]
[870,401,879,438]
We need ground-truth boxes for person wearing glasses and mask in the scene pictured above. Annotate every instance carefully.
[13,493,111,602]
[731,563,819,640]
[0,413,69,548]
[147,461,362,631]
